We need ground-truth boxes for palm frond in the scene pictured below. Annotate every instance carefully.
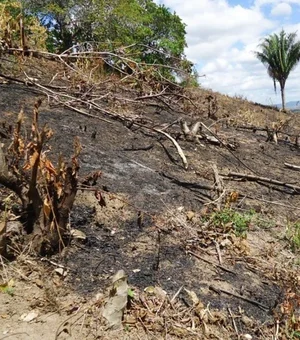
[255,29,300,95]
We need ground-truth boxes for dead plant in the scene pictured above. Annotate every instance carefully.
[0,100,80,255]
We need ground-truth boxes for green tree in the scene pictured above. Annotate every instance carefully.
[21,0,86,52]
[0,0,47,50]
[255,29,300,111]
[21,0,187,70]
[88,0,187,72]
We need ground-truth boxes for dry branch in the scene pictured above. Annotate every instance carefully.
[153,128,188,169]
[284,162,300,171]
[200,122,257,174]
[226,172,300,194]
[187,251,236,275]
[212,164,225,210]
[161,172,213,192]
[209,285,269,311]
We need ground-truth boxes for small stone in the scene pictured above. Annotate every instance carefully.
[20,310,39,322]
[241,315,253,327]
[241,334,252,340]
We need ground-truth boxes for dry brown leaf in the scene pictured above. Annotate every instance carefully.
[184,288,199,306]
[186,211,195,221]
[29,150,40,167]
[102,270,128,329]
[43,198,51,220]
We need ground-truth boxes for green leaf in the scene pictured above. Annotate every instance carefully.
[127,288,134,298]
[0,279,15,296]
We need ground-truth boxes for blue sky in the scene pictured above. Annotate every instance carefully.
[155,0,300,105]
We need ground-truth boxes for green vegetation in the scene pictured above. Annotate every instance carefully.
[210,208,255,237]
[286,221,300,253]
[0,279,15,296]
[0,0,48,50]
[20,0,188,72]
[255,29,300,111]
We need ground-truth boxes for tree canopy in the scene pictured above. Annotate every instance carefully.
[0,0,48,50]
[20,0,187,69]
[255,29,300,110]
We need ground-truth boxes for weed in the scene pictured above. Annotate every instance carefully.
[211,208,255,237]
[286,222,300,252]
[252,215,274,230]
[0,278,15,296]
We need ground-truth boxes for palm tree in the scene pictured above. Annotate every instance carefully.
[255,29,300,111]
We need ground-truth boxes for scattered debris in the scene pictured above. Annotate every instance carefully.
[102,270,129,329]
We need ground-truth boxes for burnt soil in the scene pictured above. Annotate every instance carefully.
[0,57,300,340]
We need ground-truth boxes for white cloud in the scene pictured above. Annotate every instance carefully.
[156,0,300,104]
[271,3,292,16]
[254,0,300,9]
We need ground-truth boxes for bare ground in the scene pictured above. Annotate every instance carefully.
[0,57,300,340]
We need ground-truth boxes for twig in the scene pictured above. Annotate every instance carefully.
[273,320,279,340]
[161,172,214,191]
[127,159,157,173]
[209,285,269,311]
[170,285,184,303]
[55,310,83,340]
[204,190,226,207]
[214,241,223,265]
[187,251,236,275]
[41,257,69,270]
[153,230,161,271]
[228,308,240,339]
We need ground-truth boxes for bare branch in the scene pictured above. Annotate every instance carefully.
[154,129,188,170]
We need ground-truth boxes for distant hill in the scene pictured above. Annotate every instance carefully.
[276,101,300,110]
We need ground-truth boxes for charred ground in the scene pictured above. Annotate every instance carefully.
[0,56,300,339]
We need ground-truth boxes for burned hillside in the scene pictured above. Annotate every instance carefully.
[0,53,300,339]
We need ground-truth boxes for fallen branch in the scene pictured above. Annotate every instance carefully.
[200,122,257,174]
[240,195,300,211]
[226,171,300,194]
[21,73,188,171]
[209,285,269,311]
[161,173,213,191]
[123,144,154,151]
[154,129,188,169]
[187,251,236,275]
[237,123,294,138]
[284,162,300,171]
[23,73,115,124]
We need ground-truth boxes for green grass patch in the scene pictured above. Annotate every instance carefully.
[210,208,255,237]
[286,222,300,253]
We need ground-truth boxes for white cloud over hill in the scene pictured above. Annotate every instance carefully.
[155,0,300,105]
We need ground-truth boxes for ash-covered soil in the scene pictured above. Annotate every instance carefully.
[1,67,300,339]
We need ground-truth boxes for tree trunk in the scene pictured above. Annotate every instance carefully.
[280,82,285,111]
